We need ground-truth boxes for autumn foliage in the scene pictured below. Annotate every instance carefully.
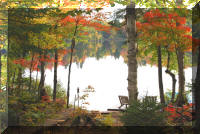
[136,9,192,52]
[13,49,71,71]
[164,103,193,124]
[60,14,112,34]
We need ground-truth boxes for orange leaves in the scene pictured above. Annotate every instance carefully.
[176,25,191,33]
[12,48,71,71]
[138,9,192,53]
[13,56,40,71]
[143,9,165,22]
[136,22,142,29]
[58,49,71,55]
[60,15,76,25]
[176,17,186,25]
[60,12,112,34]
[55,98,66,105]
[41,95,51,103]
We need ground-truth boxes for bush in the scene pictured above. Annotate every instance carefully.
[164,103,193,126]
[120,99,167,126]
[101,114,115,126]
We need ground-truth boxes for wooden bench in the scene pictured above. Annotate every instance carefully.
[118,96,129,109]
[107,96,129,112]
[107,96,157,112]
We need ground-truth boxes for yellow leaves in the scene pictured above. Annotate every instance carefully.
[29,31,63,50]
[0,44,3,49]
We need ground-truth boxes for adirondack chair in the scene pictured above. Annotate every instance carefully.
[118,96,129,109]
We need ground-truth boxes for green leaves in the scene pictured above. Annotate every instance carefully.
[121,99,167,126]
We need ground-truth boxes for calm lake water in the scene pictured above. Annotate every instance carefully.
[28,56,192,111]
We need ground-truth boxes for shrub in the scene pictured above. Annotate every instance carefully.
[120,99,167,126]
[164,103,193,125]
[101,114,115,126]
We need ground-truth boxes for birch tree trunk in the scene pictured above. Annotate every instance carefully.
[174,0,187,107]
[126,2,138,103]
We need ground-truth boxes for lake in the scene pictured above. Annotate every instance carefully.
[28,56,192,111]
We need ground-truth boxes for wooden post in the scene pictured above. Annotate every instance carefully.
[74,94,76,110]
[77,87,80,108]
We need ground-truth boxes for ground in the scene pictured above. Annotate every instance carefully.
[42,108,123,126]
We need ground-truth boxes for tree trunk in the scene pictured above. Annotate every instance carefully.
[38,52,46,100]
[66,23,78,108]
[0,47,1,91]
[11,71,15,90]
[165,69,177,102]
[35,68,38,90]
[157,45,165,104]
[175,48,187,106]
[7,34,11,95]
[195,46,200,133]
[29,53,34,91]
[53,49,58,102]
[165,50,177,102]
[67,38,75,108]
[194,3,200,134]
[16,51,25,93]
[174,0,187,107]
[16,67,22,90]
[126,2,138,103]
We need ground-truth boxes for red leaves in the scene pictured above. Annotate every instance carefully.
[13,57,40,71]
[138,9,192,53]
[60,14,112,33]
[164,103,193,123]
[55,98,66,105]
[60,16,76,25]
[192,37,200,52]
[12,48,71,71]
[41,95,51,103]
[177,17,186,25]
[143,9,165,22]
[136,22,142,29]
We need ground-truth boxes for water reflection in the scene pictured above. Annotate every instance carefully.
[30,56,192,111]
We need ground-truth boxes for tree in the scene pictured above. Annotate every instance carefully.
[193,3,200,133]
[136,9,167,104]
[60,10,112,108]
[126,2,138,102]
[165,49,177,102]
[136,9,192,105]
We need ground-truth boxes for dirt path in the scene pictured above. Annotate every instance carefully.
[42,109,123,126]
[109,111,123,126]
[41,108,74,126]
